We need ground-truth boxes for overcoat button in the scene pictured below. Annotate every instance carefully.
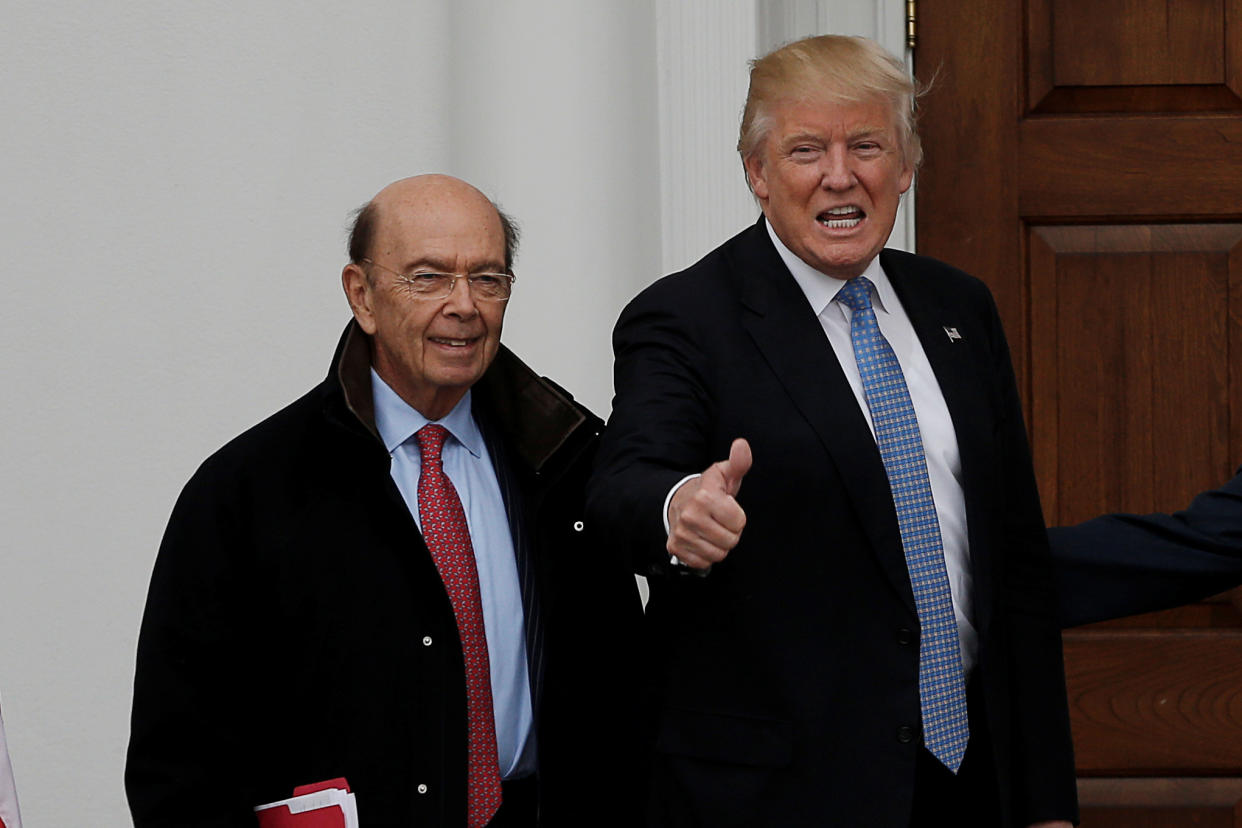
[422,636,433,646]
[896,627,913,646]
[897,726,915,744]
[417,783,429,794]
[572,520,584,532]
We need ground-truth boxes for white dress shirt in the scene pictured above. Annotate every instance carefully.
[765,222,977,673]
[372,371,536,778]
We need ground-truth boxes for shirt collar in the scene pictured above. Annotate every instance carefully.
[370,368,485,458]
[764,219,897,317]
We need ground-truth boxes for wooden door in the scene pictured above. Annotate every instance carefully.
[916,1,1242,823]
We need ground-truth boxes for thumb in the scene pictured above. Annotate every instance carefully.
[720,437,752,496]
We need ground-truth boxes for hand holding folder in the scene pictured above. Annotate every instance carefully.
[254,778,359,828]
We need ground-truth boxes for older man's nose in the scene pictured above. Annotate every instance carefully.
[441,275,479,317]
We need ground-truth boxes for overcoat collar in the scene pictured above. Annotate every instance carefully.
[328,320,588,475]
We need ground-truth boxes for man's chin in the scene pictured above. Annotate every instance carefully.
[808,252,873,279]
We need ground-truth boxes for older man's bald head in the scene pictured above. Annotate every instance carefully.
[347,174,520,272]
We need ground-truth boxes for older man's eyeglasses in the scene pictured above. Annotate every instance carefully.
[362,258,516,302]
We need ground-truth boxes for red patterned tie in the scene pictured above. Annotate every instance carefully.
[415,424,503,827]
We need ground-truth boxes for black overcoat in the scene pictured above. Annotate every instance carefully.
[127,322,643,827]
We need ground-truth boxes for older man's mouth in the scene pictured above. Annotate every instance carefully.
[818,206,864,229]
[428,336,478,348]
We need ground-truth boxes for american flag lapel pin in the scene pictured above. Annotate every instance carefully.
[943,326,962,342]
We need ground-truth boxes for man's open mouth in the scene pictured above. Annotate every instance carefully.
[818,205,864,229]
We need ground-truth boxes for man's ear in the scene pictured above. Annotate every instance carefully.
[744,153,770,200]
[897,161,914,196]
[342,263,378,334]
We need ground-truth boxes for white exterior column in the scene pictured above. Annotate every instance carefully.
[654,0,760,274]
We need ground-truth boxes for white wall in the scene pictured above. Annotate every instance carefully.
[2,4,452,824]
[0,1,902,824]
[443,0,660,416]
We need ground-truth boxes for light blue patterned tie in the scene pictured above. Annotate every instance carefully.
[836,276,970,773]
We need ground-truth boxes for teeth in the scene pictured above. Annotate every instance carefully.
[818,205,863,229]
[432,338,470,346]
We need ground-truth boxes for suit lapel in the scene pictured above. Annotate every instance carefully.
[882,250,996,631]
[733,224,915,613]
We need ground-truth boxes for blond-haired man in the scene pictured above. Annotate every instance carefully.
[589,36,1077,827]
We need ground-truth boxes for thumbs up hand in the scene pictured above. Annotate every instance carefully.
[666,438,752,570]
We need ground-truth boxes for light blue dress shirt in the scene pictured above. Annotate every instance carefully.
[371,369,535,779]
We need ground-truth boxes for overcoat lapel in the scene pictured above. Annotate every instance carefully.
[882,249,996,633]
[732,223,916,615]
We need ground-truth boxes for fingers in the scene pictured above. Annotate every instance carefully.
[666,439,751,570]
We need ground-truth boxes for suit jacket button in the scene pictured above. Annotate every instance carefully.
[417,783,429,794]
[422,636,433,647]
[897,726,915,744]
[573,520,585,532]
[896,627,913,646]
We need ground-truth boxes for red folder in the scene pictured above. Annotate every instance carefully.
[254,806,343,828]
[292,778,350,797]
[254,778,352,828]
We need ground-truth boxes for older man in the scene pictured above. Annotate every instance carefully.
[127,175,641,827]
[587,36,1077,827]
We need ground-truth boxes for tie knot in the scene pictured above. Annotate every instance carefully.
[415,423,449,465]
[836,276,875,314]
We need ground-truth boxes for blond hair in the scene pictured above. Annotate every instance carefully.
[738,35,924,169]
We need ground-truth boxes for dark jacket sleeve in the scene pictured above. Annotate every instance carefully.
[1051,468,1242,628]
[126,459,266,828]
[586,282,715,577]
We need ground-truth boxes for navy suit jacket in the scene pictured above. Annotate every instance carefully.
[1051,468,1242,628]
[587,218,1078,827]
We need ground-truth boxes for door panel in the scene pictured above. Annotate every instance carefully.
[1028,225,1239,523]
[1029,0,1241,113]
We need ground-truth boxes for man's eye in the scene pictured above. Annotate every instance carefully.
[403,273,449,290]
[472,275,502,287]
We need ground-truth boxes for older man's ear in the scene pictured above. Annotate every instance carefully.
[342,263,377,335]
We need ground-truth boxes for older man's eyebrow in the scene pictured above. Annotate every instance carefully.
[400,255,507,273]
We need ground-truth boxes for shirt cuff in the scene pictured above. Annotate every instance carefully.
[663,473,701,566]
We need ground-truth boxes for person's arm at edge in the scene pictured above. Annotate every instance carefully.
[1050,468,1242,628]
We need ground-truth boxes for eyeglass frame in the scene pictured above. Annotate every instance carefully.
[360,258,516,302]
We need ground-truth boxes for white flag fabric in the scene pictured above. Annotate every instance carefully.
[0,701,21,828]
